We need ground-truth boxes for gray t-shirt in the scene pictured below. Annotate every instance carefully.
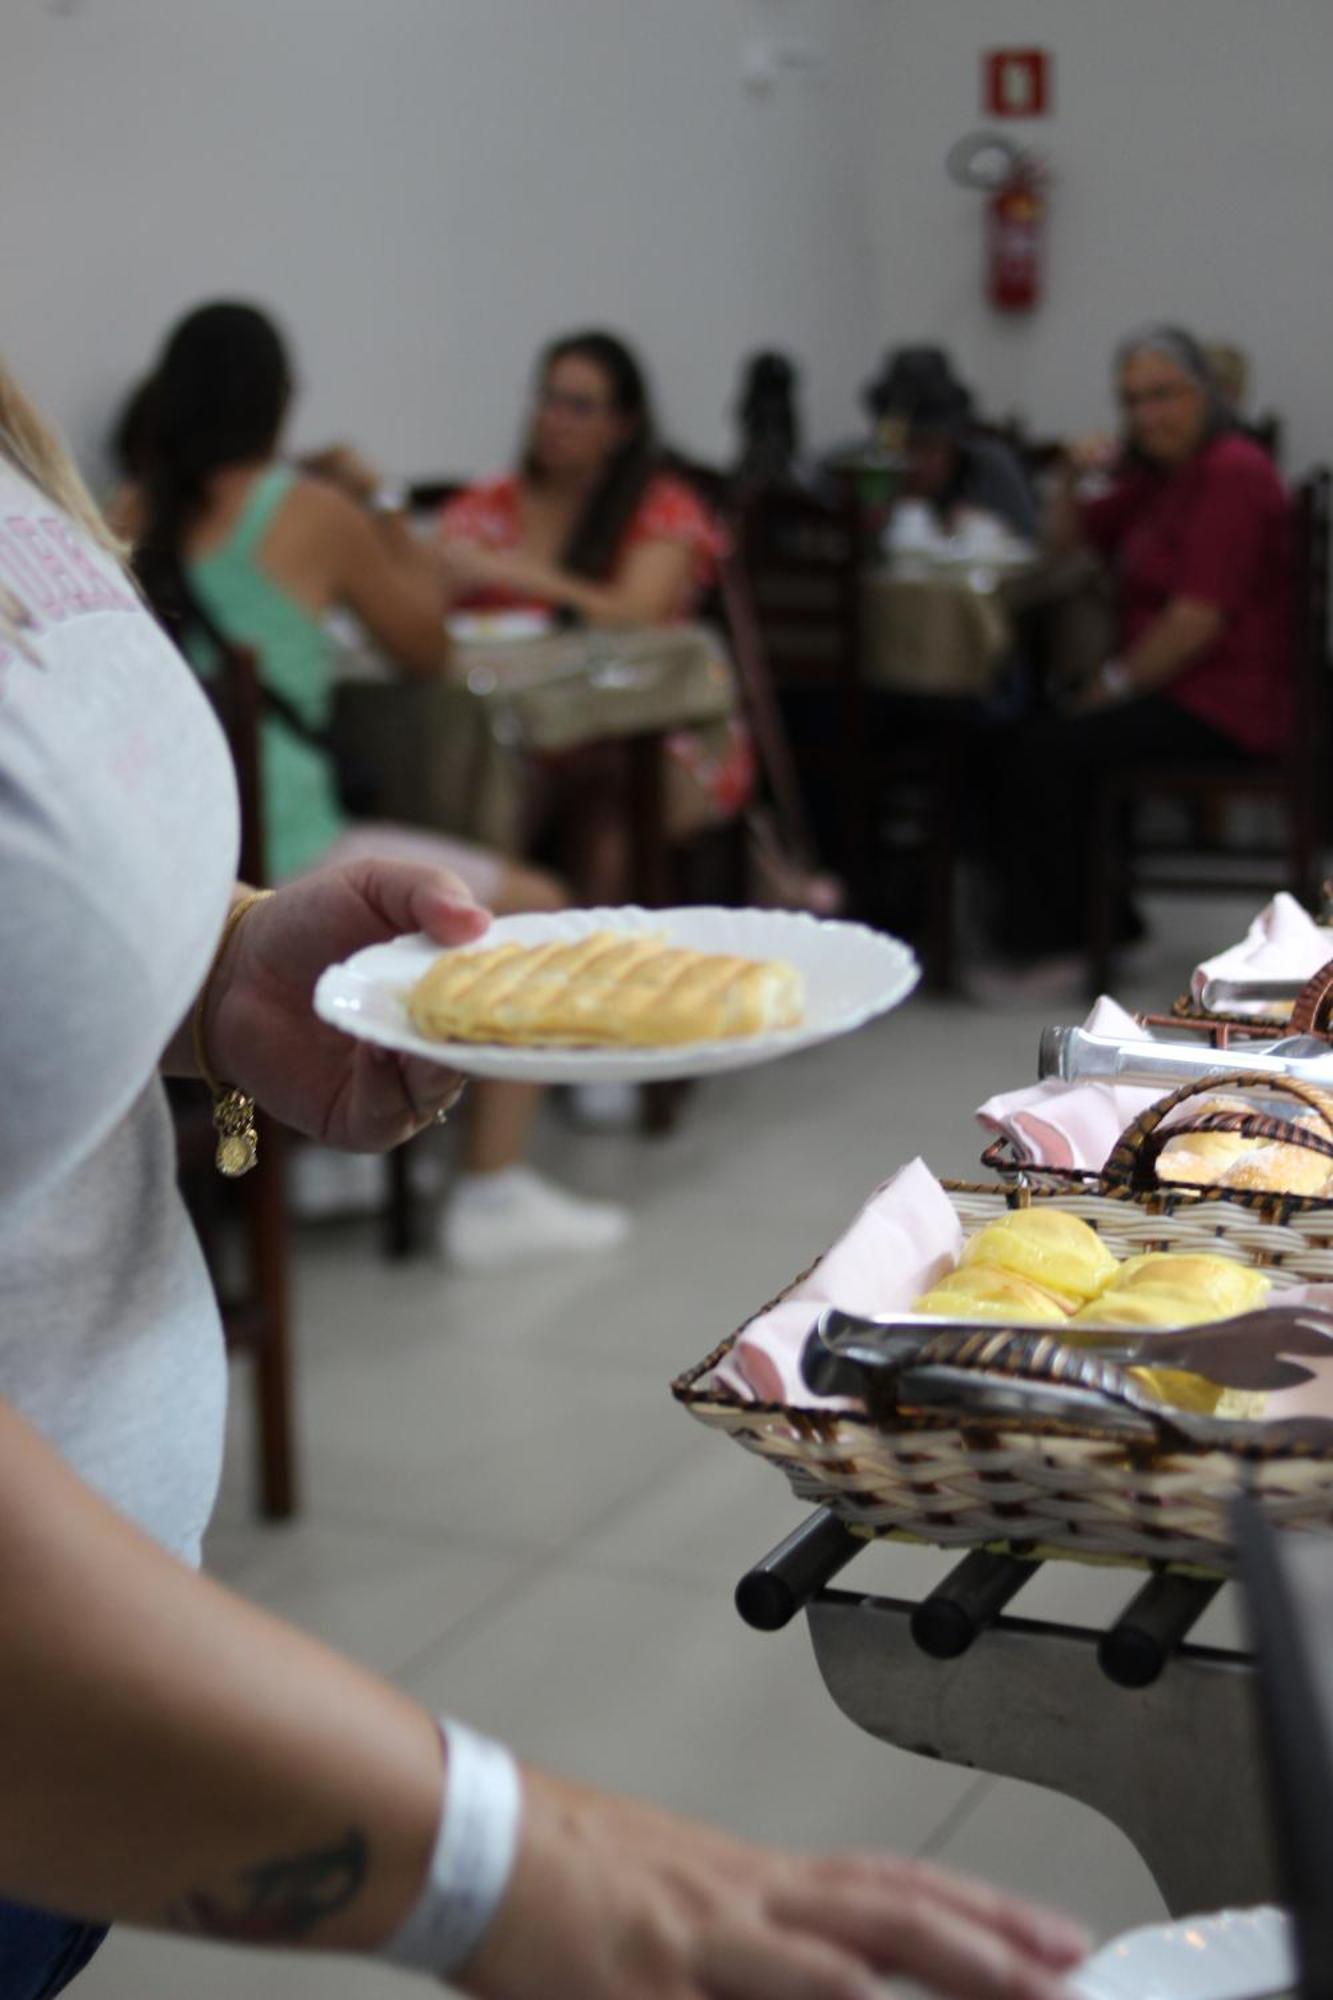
[0,459,238,1563]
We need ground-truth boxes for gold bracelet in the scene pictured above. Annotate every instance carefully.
[191,889,275,1178]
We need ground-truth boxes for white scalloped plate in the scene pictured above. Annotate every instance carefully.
[1072,1907,1294,2000]
[313,905,919,1084]
[446,610,554,643]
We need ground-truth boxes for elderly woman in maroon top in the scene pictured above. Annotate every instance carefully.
[985,325,1292,979]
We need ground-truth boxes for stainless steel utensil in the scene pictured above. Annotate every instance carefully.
[806,1303,1333,1398]
[1200,974,1307,1012]
[805,1319,1333,1452]
[1039,1024,1333,1090]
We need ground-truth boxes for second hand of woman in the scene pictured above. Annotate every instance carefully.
[9,857,1088,1997]
[166,857,489,1147]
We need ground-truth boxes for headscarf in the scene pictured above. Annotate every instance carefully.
[1113,323,1231,446]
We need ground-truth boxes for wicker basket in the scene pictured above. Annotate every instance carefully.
[982,1065,1333,1196]
[672,1172,1333,1575]
[981,946,1333,1174]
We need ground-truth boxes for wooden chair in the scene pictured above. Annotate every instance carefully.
[1248,413,1284,467]
[734,484,868,870]
[178,642,299,1518]
[733,485,961,989]
[1087,467,1330,994]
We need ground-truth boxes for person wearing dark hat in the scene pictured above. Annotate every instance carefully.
[865,346,1037,543]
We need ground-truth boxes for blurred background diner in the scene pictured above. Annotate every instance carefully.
[4,0,1332,1992]
[116,301,630,1266]
[438,331,754,908]
[979,323,1295,996]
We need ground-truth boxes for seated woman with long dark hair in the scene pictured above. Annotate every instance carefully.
[439,330,755,903]
[118,301,627,1269]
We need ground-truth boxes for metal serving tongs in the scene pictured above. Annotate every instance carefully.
[800,1306,1333,1450]
[1039,1025,1333,1091]
[1199,973,1310,1013]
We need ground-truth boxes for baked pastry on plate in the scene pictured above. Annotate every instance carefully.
[407,931,804,1048]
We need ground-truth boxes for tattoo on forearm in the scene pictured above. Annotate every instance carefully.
[167,1827,369,1944]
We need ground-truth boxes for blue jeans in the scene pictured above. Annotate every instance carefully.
[0,1899,108,1998]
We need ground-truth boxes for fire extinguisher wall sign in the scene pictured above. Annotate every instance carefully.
[947,132,1048,315]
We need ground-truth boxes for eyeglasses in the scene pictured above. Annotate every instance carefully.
[1120,383,1195,412]
[538,387,613,420]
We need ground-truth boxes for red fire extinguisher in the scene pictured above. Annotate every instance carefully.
[948,134,1047,314]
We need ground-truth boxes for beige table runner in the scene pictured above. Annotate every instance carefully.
[861,571,1014,696]
[331,624,736,853]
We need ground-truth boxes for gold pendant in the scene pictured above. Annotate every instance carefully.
[213,1089,259,1178]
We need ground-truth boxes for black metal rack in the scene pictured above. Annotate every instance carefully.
[737,1509,1273,1917]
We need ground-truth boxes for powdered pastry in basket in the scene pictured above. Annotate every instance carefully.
[1156,1129,1266,1185]
[1216,1139,1333,1197]
[406,932,805,1048]
[1154,1093,1333,1197]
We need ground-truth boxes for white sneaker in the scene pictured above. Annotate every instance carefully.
[289,1146,385,1220]
[441,1166,631,1272]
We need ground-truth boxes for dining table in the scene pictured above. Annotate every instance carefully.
[860,558,1026,698]
[329,618,737,907]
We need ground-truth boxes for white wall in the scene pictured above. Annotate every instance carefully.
[1,0,878,484]
[866,0,1333,470]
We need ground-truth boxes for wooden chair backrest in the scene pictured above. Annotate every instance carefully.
[1288,467,1332,792]
[714,549,816,867]
[736,484,863,693]
[202,641,269,887]
[407,477,466,516]
[1250,412,1284,466]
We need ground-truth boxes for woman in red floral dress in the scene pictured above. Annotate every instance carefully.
[439,331,754,900]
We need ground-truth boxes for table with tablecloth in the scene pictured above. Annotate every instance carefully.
[329,622,737,901]
[861,553,1113,699]
[860,565,1021,697]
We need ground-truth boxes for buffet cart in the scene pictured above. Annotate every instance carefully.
[676,1007,1333,1921]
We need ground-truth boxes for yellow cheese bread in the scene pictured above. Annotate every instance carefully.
[1100,1252,1270,1318]
[1073,1254,1272,1416]
[912,1264,1072,1324]
[1072,1286,1226,1331]
[959,1209,1118,1306]
[406,932,804,1048]
[1126,1367,1266,1422]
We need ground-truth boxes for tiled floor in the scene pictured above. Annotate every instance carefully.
[81,897,1262,1997]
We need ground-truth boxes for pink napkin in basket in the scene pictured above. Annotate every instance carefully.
[975,997,1161,1172]
[707,1158,963,1406]
[1192,893,1331,1011]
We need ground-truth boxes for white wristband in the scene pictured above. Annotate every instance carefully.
[1098,657,1134,703]
[369,485,409,516]
[379,1719,523,1981]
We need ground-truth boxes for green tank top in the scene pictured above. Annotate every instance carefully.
[188,466,346,882]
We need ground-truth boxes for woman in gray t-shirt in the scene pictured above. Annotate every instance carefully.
[0,359,1085,2000]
